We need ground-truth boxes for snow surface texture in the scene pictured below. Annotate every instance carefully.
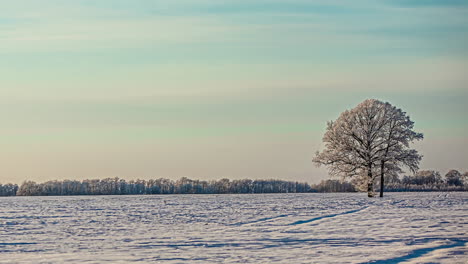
[0,192,467,263]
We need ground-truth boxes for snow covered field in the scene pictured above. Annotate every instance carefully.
[1,192,467,263]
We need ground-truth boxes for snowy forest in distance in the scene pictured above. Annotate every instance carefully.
[0,169,467,196]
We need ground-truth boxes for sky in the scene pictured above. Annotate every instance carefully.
[1,0,467,184]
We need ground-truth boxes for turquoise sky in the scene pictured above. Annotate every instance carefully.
[1,0,467,183]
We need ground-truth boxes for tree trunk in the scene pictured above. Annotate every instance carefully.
[367,165,374,197]
[380,161,385,198]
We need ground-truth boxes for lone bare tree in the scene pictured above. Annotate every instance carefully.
[313,99,423,197]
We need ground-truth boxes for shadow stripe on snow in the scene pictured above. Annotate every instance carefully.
[363,239,468,264]
[288,207,367,226]
[231,214,290,226]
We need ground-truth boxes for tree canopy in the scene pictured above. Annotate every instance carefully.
[313,99,423,197]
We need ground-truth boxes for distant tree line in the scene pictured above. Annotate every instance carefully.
[0,183,18,196]
[381,169,468,192]
[0,170,466,196]
[3,177,312,196]
[345,169,468,193]
[313,179,357,192]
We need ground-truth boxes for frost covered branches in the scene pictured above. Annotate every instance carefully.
[445,170,464,186]
[313,99,423,197]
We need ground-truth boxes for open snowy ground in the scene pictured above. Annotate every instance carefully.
[0,192,467,263]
